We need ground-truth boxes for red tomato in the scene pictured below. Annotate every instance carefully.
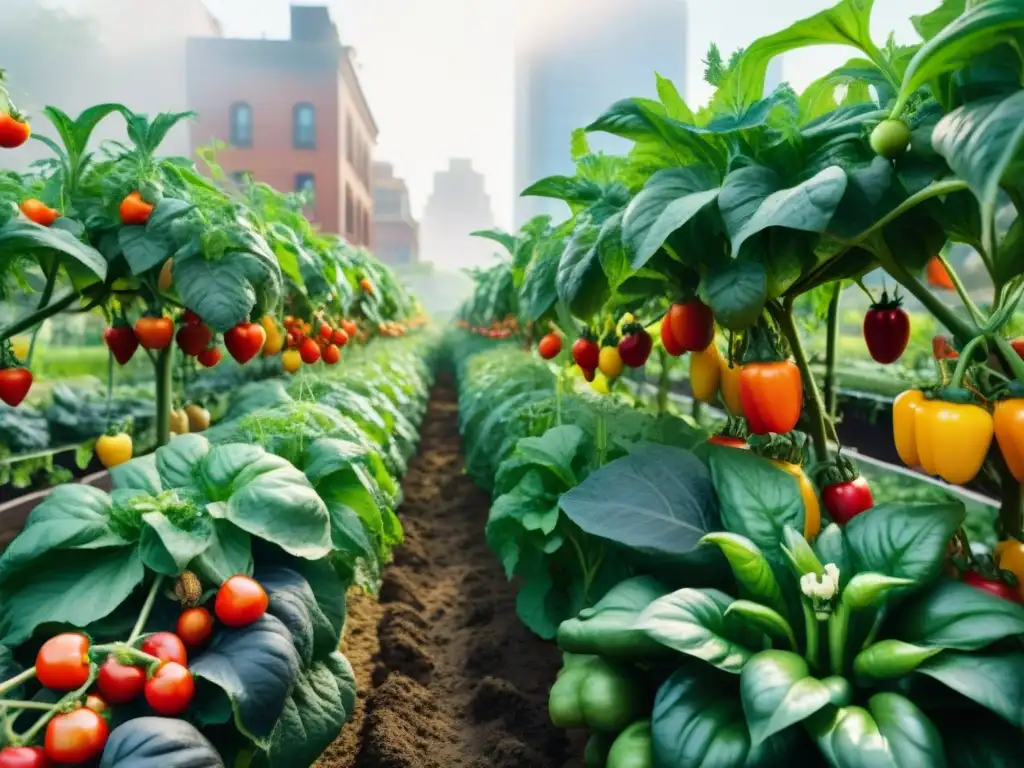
[133,316,174,350]
[863,301,910,364]
[359,278,374,295]
[298,336,321,365]
[0,746,48,768]
[139,632,187,666]
[822,476,875,526]
[119,191,153,226]
[538,333,562,360]
[224,322,267,364]
[708,435,747,449]
[580,366,596,383]
[36,633,90,691]
[932,335,959,360]
[102,325,139,366]
[176,322,213,356]
[963,571,1021,602]
[197,346,222,368]
[0,368,33,408]
[660,313,686,356]
[668,300,715,352]
[571,338,600,371]
[182,310,201,325]
[740,361,803,435]
[341,319,358,337]
[0,113,31,149]
[44,708,108,764]
[177,607,214,648]
[144,662,194,716]
[618,328,653,368]
[20,199,59,226]
[96,656,146,704]
[318,324,334,341]
[926,257,955,290]
[332,328,349,347]
[85,694,107,714]
[322,343,341,365]
[1010,337,1024,359]
[215,575,269,627]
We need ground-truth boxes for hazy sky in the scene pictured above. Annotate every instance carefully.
[199,0,934,228]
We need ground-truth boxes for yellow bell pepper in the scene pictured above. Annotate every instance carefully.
[994,538,1024,602]
[916,399,993,485]
[893,389,925,468]
[718,357,744,417]
[994,398,1024,482]
[598,346,624,380]
[773,460,821,540]
[690,344,721,403]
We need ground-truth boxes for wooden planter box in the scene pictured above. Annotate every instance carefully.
[0,470,111,555]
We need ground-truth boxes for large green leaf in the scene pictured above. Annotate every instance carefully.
[258,566,340,667]
[556,221,610,319]
[520,176,603,206]
[138,512,214,576]
[916,651,1024,726]
[0,218,107,279]
[699,260,768,331]
[518,238,562,323]
[892,579,1024,650]
[702,533,787,616]
[118,226,173,275]
[173,252,260,332]
[99,717,225,768]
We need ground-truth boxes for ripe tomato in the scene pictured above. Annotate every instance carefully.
[932,335,958,360]
[224,322,266,364]
[863,299,910,364]
[282,349,302,374]
[298,336,321,365]
[176,322,213,356]
[182,309,200,325]
[177,607,214,648]
[740,361,803,435]
[0,746,48,768]
[322,343,341,365]
[341,319,358,337]
[1010,337,1024,359]
[822,476,874,526]
[20,198,59,226]
[185,404,210,432]
[572,338,600,371]
[0,367,33,408]
[36,633,90,691]
[144,662,194,716]
[660,313,685,356]
[95,433,132,468]
[963,571,1021,603]
[578,365,596,383]
[668,300,714,352]
[926,257,955,290]
[332,328,349,347]
[318,323,334,342]
[359,278,374,294]
[44,708,108,764]
[139,632,187,666]
[0,113,31,149]
[119,191,153,225]
[96,656,146,704]
[215,575,269,627]
[85,694,107,714]
[618,328,652,368]
[102,324,139,365]
[133,316,174,350]
[538,333,562,360]
[197,346,222,368]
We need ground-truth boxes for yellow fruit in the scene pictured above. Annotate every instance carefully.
[598,346,624,380]
[185,404,211,432]
[282,349,302,374]
[690,345,721,403]
[158,259,174,292]
[95,433,133,468]
[11,337,29,361]
[261,315,284,356]
[590,373,610,395]
[169,409,190,434]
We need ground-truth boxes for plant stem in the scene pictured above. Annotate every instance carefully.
[860,605,888,651]
[24,263,60,368]
[154,345,174,447]
[949,335,986,387]
[936,251,986,326]
[827,603,850,676]
[0,700,54,711]
[19,670,97,745]
[656,349,669,415]
[691,399,703,423]
[0,667,36,698]
[127,575,164,644]
[0,292,78,342]
[105,349,114,428]
[824,283,841,420]
[998,471,1023,539]
[802,601,820,672]
[595,411,608,466]
[772,303,833,461]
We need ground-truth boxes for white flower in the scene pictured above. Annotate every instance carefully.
[800,563,841,601]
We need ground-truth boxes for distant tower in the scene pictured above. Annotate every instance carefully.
[420,159,496,270]
[513,0,687,226]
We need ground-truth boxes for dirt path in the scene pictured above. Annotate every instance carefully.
[317,382,581,768]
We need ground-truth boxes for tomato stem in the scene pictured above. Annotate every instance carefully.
[0,667,36,698]
[154,345,174,446]
[656,349,669,415]
[18,667,98,745]
[949,336,986,388]
[823,283,841,420]
[936,251,986,326]
[827,602,850,676]
[802,601,820,672]
[128,574,165,645]
[0,700,54,711]
[0,291,78,342]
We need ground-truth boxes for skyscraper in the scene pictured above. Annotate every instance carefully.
[513,0,687,225]
[420,159,496,270]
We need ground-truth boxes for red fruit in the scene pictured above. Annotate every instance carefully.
[669,300,715,352]
[20,198,59,226]
[926,257,955,290]
[177,607,214,648]
[863,297,910,364]
[119,191,153,226]
[1010,337,1024,359]
[660,313,685,356]
[97,656,146,704]
[144,662,194,715]
[0,113,31,149]
[215,575,269,627]
[134,316,174,350]
[933,335,958,360]
[35,633,90,691]
[0,367,33,407]
[224,322,267,364]
[341,319,358,337]
[538,333,562,360]
[963,571,1021,602]
[322,343,341,365]
[139,632,187,666]
[580,367,596,383]
[103,324,139,365]
[618,327,653,368]
[197,346,222,368]
[176,322,213,356]
[333,328,349,347]
[318,324,334,342]
[298,336,321,365]
[0,746,48,768]
[572,338,600,371]
[822,476,874,526]
[182,309,201,325]
[44,708,108,764]
[85,695,107,715]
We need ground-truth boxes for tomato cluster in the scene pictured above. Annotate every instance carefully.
[280,314,358,373]
[455,316,518,339]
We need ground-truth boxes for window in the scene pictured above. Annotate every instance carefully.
[345,117,354,163]
[295,173,315,194]
[229,102,252,147]
[293,103,316,148]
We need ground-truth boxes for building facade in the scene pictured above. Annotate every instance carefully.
[371,162,419,266]
[513,0,687,226]
[420,159,496,270]
[186,5,376,243]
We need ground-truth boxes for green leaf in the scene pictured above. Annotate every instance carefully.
[189,614,302,748]
[173,253,259,333]
[893,579,1024,651]
[0,645,24,701]
[507,425,584,488]
[636,588,753,672]
[843,501,965,583]
[520,176,603,206]
[258,566,339,666]
[699,260,768,331]
[781,525,825,576]
[656,73,693,122]
[841,572,915,610]
[912,0,966,41]
[138,512,214,576]
[813,524,852,579]
[469,228,516,256]
[741,650,841,745]
[853,640,944,679]
[99,717,224,768]
[725,601,797,650]
[518,237,563,323]
[118,226,172,275]
[622,166,720,267]
[556,576,674,659]
[192,519,252,585]
[559,443,722,562]
[556,222,609,319]
[157,435,211,489]
[937,706,1024,767]
[701,532,787,616]
[0,218,107,279]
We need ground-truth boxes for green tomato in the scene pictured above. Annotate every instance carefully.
[870,119,911,159]
[548,656,647,732]
[549,661,589,729]
[607,720,653,768]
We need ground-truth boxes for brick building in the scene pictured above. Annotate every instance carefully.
[371,162,419,266]
[186,5,376,244]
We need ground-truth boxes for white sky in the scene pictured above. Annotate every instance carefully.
[203,0,934,229]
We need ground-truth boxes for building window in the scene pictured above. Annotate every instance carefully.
[295,173,315,194]
[345,184,353,237]
[229,102,252,147]
[346,117,354,163]
[293,103,316,149]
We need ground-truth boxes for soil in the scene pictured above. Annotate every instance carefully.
[317,382,583,768]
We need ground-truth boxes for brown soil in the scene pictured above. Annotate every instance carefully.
[317,383,582,768]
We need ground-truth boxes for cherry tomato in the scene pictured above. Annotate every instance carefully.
[341,319,358,337]
[119,191,153,225]
[176,322,213,356]
[322,343,341,365]
[133,316,174,350]
[177,607,214,648]
[1010,337,1024,359]
[96,656,146,704]
[318,323,334,341]
[572,338,600,371]
[869,118,910,159]
[298,336,321,365]
[102,324,139,366]
[215,575,269,627]
[282,348,302,374]
[182,309,201,325]
[36,633,90,691]
[538,333,562,360]
[224,322,267,364]
[932,335,959,360]
[359,278,374,294]
[139,632,187,666]
[863,299,910,364]
[660,313,685,356]
[822,476,875,526]
[740,361,803,435]
[20,198,59,226]
[0,746,48,768]
[144,662,195,716]
[44,708,108,764]
[618,327,653,368]
[668,300,714,352]
[963,571,1021,603]
[0,367,33,408]
[0,113,31,149]
[332,328,349,347]
[197,346,222,368]
[85,694,107,714]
